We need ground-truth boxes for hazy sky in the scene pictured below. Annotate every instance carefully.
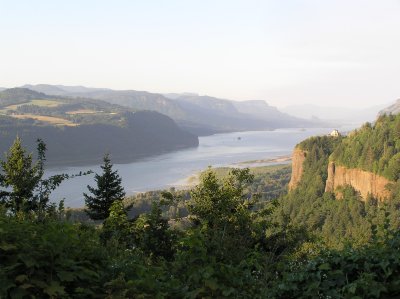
[1,0,399,108]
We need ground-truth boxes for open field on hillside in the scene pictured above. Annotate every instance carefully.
[0,99,62,113]
[11,114,77,126]
[26,99,62,107]
[66,109,99,114]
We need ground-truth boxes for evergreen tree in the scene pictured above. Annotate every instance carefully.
[0,137,41,213]
[0,137,83,216]
[84,154,126,220]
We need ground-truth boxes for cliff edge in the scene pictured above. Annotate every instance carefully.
[325,162,392,201]
[288,148,307,191]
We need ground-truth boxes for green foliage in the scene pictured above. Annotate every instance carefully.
[0,208,107,298]
[132,200,176,260]
[85,154,126,220]
[0,137,88,217]
[188,168,258,263]
[0,137,42,213]
[101,200,133,247]
[332,114,400,180]
[170,228,269,298]
[272,230,400,298]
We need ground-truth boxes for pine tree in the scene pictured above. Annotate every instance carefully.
[0,137,80,216]
[84,154,126,220]
[0,137,41,213]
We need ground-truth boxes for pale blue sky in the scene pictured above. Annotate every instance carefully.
[1,0,399,108]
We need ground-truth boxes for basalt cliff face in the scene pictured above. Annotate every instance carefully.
[288,148,393,200]
[325,162,392,201]
[288,148,307,191]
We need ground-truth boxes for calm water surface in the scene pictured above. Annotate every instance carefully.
[47,127,348,207]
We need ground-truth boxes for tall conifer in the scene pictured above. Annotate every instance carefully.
[84,154,125,220]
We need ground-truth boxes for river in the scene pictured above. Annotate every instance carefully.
[47,127,348,207]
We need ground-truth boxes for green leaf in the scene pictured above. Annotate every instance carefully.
[20,283,34,289]
[318,263,331,271]
[204,279,219,291]
[9,287,29,298]
[19,255,37,268]
[222,287,235,296]
[0,243,16,251]
[30,279,48,289]
[44,281,65,296]
[57,270,76,282]
[15,275,28,283]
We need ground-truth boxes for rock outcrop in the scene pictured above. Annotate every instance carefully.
[325,162,393,201]
[288,148,307,191]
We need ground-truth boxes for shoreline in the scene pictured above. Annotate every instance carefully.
[233,155,292,166]
[171,155,292,190]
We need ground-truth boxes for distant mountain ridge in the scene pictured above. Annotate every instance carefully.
[22,84,324,135]
[22,84,111,96]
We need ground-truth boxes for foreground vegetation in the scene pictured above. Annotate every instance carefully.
[2,123,400,298]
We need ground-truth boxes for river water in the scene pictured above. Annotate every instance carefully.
[47,127,346,207]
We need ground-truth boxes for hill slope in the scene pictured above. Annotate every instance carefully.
[0,88,198,166]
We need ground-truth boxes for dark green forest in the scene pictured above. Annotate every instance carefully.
[331,114,400,181]
[2,114,400,298]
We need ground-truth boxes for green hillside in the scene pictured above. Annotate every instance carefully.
[0,88,198,166]
[331,114,400,180]
[274,116,400,248]
[0,88,130,127]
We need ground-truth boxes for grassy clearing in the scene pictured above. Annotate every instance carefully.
[66,109,99,115]
[28,99,62,107]
[210,164,291,178]
[0,99,62,114]
[11,114,77,126]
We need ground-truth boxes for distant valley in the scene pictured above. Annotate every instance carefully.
[23,84,325,135]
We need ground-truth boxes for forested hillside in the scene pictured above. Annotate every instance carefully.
[277,113,400,247]
[0,88,198,166]
[331,114,400,181]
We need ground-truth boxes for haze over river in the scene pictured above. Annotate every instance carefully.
[47,127,351,208]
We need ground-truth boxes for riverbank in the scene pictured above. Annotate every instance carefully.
[173,156,292,190]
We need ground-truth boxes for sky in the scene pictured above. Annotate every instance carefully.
[0,0,399,108]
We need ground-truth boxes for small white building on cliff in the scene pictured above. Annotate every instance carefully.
[329,129,341,137]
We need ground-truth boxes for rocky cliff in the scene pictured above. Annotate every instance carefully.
[288,148,307,191]
[325,162,393,200]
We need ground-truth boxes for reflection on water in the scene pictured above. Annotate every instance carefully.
[47,127,352,207]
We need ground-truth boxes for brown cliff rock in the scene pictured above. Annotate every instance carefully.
[288,148,307,191]
[325,162,393,201]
